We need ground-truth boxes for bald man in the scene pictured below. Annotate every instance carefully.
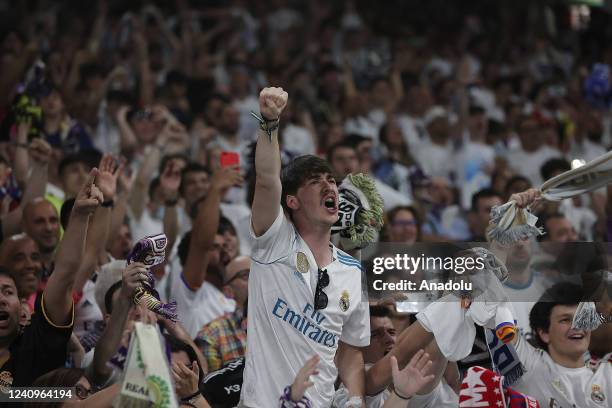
[21,198,60,270]
[196,256,250,373]
[0,234,43,309]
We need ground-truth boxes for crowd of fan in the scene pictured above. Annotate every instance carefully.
[0,0,611,407]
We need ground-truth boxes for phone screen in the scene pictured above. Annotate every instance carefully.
[220,151,240,167]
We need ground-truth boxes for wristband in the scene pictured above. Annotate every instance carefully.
[101,199,114,208]
[279,386,312,408]
[250,111,279,141]
[180,390,201,403]
[393,389,412,400]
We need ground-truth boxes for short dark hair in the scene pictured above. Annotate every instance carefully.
[529,282,584,351]
[104,281,123,315]
[58,150,102,177]
[326,140,356,164]
[149,177,161,201]
[537,212,567,242]
[471,188,501,213]
[280,155,334,214]
[540,158,570,182]
[504,175,531,196]
[0,266,16,287]
[164,333,204,381]
[60,198,75,230]
[218,216,236,236]
[159,153,189,175]
[179,163,209,197]
[369,305,392,318]
[343,134,371,150]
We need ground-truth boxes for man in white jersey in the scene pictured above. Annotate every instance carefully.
[240,87,370,407]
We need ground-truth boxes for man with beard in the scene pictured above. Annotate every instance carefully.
[0,169,101,387]
[196,255,250,372]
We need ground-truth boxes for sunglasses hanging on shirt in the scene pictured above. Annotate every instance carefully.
[314,268,330,310]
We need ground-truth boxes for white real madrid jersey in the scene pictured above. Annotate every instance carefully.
[513,334,611,407]
[241,208,370,408]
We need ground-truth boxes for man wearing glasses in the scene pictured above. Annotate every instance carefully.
[196,256,250,372]
[239,88,370,407]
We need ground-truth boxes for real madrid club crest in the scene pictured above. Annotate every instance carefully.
[339,290,350,312]
[296,252,309,274]
[591,384,605,404]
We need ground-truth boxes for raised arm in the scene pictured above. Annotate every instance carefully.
[159,160,181,259]
[44,169,103,326]
[251,87,288,236]
[74,155,120,292]
[2,137,51,238]
[182,166,242,289]
[91,262,144,385]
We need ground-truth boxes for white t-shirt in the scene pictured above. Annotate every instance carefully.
[503,271,551,338]
[74,279,104,339]
[240,208,370,408]
[506,146,560,186]
[396,113,427,152]
[413,141,456,181]
[170,270,236,338]
[513,335,611,407]
[282,124,316,157]
[455,140,495,210]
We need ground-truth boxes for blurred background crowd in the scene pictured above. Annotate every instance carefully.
[0,0,611,406]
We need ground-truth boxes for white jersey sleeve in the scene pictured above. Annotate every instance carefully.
[340,297,370,347]
[514,332,546,373]
[249,206,295,264]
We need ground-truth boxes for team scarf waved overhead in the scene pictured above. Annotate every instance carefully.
[488,150,612,245]
[126,233,178,322]
[487,150,612,331]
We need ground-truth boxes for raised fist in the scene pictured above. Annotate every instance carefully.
[258,87,288,121]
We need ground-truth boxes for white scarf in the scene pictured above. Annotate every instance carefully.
[488,149,612,246]
[115,322,178,408]
[488,151,612,331]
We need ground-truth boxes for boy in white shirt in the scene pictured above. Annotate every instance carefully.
[506,188,610,408]
[510,282,611,407]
